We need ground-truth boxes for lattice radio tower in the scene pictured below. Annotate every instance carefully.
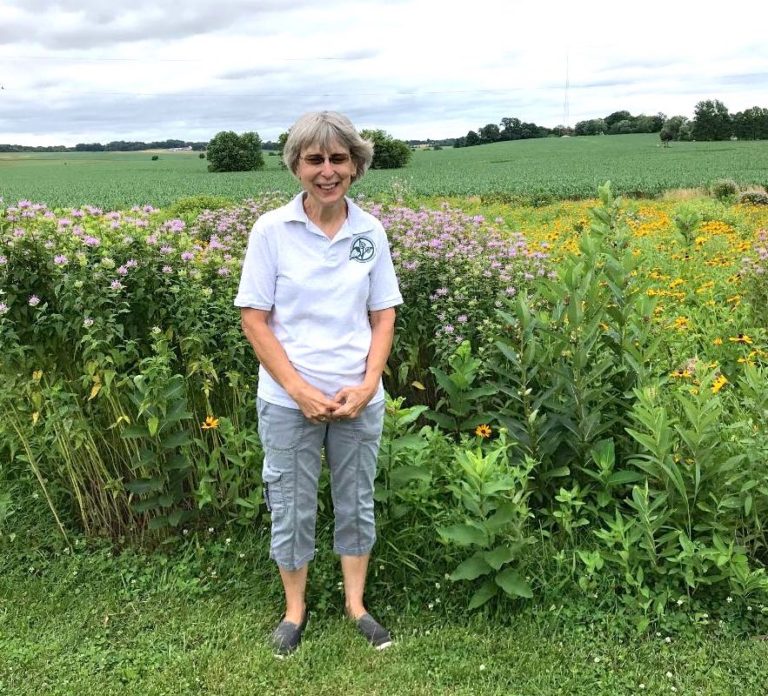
[562,51,570,128]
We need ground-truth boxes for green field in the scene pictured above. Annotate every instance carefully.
[1,134,766,208]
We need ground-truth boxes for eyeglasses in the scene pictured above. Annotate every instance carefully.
[301,153,351,166]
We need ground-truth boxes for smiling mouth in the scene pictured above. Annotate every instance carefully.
[317,182,339,190]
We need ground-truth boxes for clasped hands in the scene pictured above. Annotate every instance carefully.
[294,383,373,424]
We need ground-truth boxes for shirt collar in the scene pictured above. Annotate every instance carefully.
[277,192,375,237]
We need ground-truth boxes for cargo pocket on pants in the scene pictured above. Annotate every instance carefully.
[262,467,285,515]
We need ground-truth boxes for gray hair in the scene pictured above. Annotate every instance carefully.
[282,111,374,183]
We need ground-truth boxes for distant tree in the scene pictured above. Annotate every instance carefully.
[732,106,768,140]
[632,114,663,133]
[692,99,732,141]
[574,119,606,136]
[660,115,693,142]
[465,130,481,146]
[659,128,674,147]
[206,131,264,172]
[612,119,635,134]
[453,136,467,148]
[519,122,543,139]
[478,123,501,143]
[500,117,522,140]
[360,129,411,169]
[605,110,633,130]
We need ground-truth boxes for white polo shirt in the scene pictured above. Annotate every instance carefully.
[234,192,403,409]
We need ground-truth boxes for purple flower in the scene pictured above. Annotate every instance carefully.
[217,267,230,276]
[160,245,173,255]
[163,219,186,233]
[181,251,194,262]
[54,255,69,265]
[0,302,8,315]
[125,259,138,268]
[117,266,128,276]
[84,236,101,247]
[162,265,173,274]
[0,255,7,265]
[443,324,455,334]
[457,315,468,324]
[28,295,41,307]
[110,280,123,290]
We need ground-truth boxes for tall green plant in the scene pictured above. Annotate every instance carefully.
[491,182,660,505]
[438,430,536,608]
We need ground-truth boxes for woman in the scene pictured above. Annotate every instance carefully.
[235,111,402,656]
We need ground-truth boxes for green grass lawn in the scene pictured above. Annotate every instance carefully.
[2,543,767,696]
[1,135,766,209]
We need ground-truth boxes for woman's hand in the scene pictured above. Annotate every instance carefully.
[292,383,339,424]
[331,384,376,420]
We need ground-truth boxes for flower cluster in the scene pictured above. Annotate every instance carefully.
[375,202,551,360]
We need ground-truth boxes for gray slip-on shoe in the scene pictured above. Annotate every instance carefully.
[270,609,309,658]
[355,613,393,650]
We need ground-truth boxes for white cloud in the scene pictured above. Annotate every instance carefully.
[0,0,766,145]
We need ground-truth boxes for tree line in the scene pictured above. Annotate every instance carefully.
[454,99,768,147]
[0,139,207,153]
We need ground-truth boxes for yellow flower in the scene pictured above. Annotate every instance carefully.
[202,416,220,430]
[475,424,492,438]
[713,337,723,346]
[673,316,689,331]
[729,334,753,345]
[712,375,728,394]
[669,369,692,379]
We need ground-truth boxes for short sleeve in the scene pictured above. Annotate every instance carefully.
[234,219,277,309]
[367,226,403,312]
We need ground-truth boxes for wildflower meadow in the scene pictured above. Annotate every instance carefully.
[2,159,768,693]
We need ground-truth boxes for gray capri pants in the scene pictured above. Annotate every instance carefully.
[257,397,386,571]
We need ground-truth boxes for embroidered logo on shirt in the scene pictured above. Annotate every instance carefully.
[349,236,375,263]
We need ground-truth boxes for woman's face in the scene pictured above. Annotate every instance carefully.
[297,139,356,210]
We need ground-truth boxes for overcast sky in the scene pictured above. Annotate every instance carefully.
[1,0,766,146]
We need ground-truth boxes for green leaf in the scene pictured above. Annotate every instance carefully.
[131,495,161,513]
[438,523,488,547]
[148,515,169,530]
[607,470,644,486]
[484,544,518,570]
[148,416,160,437]
[160,429,193,451]
[124,477,165,494]
[495,568,533,598]
[121,423,149,439]
[396,405,428,426]
[485,502,519,532]
[390,465,432,488]
[164,453,190,471]
[449,553,493,581]
[468,578,498,610]
[424,410,456,430]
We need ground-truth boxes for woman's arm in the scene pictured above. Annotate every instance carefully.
[332,307,396,419]
[240,307,338,421]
